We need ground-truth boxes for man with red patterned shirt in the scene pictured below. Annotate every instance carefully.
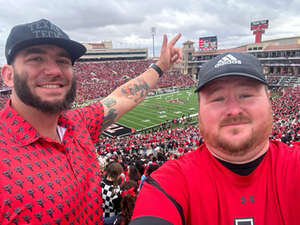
[0,19,181,225]
[131,52,300,225]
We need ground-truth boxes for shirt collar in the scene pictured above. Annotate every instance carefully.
[1,100,68,146]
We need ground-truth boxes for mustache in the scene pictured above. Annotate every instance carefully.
[219,115,252,127]
[36,75,69,85]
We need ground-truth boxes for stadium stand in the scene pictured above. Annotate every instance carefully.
[0,61,299,223]
[73,60,195,103]
[96,85,299,156]
[0,60,298,148]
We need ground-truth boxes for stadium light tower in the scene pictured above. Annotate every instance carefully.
[151,27,156,57]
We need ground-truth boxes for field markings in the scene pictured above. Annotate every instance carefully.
[159,115,167,118]
[118,88,199,129]
[174,111,182,114]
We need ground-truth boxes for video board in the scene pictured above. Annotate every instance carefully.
[199,36,217,51]
[251,20,269,30]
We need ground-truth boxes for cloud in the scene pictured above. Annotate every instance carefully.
[0,0,300,64]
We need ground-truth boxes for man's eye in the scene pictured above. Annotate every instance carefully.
[57,59,71,65]
[30,57,42,62]
[240,94,252,98]
[212,97,224,102]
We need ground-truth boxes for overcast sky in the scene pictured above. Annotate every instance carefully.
[0,0,300,65]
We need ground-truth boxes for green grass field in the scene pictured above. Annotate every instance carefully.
[117,88,199,130]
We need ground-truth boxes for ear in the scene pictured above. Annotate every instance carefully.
[1,64,14,88]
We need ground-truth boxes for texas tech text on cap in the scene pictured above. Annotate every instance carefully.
[5,19,86,65]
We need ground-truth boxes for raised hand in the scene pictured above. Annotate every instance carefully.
[156,33,182,72]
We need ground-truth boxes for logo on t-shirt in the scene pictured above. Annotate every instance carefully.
[241,195,254,204]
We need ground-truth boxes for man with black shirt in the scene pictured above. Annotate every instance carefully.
[130,52,300,225]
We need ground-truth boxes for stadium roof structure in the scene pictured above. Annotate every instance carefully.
[193,47,246,56]
[181,36,300,87]
[263,44,300,51]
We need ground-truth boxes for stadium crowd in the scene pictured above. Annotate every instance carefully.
[266,72,300,86]
[73,60,195,103]
[96,85,299,159]
[0,61,298,148]
[0,59,299,224]
[0,60,195,108]
[95,85,299,224]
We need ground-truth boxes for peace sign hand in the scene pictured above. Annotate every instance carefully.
[156,33,182,73]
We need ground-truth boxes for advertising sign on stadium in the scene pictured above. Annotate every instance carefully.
[198,36,217,51]
[250,20,269,30]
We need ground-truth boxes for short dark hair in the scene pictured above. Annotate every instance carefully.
[105,162,123,183]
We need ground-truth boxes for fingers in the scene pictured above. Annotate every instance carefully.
[170,48,182,62]
[169,33,182,46]
[171,54,179,63]
[158,33,181,70]
[174,48,182,60]
[161,33,181,51]
[171,48,182,63]
[161,34,168,52]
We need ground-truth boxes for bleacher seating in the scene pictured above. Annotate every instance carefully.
[0,61,298,147]
[266,73,300,86]
[73,60,195,103]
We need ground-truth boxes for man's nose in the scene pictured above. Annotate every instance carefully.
[225,97,243,116]
[43,59,63,75]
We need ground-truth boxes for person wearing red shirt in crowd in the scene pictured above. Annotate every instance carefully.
[130,52,300,225]
[0,19,181,225]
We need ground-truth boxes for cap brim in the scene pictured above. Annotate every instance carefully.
[194,73,268,92]
[8,38,86,64]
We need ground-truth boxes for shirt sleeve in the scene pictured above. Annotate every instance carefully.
[76,102,104,143]
[131,160,189,225]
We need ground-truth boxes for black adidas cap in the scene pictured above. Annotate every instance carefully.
[195,52,267,92]
[5,19,86,65]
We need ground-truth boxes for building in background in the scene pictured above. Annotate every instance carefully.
[79,41,148,62]
[180,36,300,87]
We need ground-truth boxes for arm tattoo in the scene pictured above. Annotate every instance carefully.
[102,98,117,108]
[100,108,118,132]
[121,78,149,103]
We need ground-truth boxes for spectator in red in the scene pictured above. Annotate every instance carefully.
[131,52,300,225]
[0,18,182,225]
[111,180,138,225]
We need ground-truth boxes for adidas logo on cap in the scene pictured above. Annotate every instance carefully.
[214,54,242,68]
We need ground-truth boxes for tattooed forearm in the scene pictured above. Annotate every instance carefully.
[121,78,150,103]
[102,98,117,108]
[100,108,118,133]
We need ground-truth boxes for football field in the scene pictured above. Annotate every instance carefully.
[117,88,199,130]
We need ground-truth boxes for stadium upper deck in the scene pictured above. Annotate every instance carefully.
[79,41,148,61]
[181,36,300,87]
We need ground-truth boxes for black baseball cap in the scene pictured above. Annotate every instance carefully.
[5,19,86,65]
[195,52,267,92]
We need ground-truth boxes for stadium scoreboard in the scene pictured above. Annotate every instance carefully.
[250,20,269,43]
[250,20,269,30]
[198,36,217,51]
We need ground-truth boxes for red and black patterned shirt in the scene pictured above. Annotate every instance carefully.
[0,100,104,225]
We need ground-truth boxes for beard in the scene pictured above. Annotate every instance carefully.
[13,69,76,114]
[199,110,273,157]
